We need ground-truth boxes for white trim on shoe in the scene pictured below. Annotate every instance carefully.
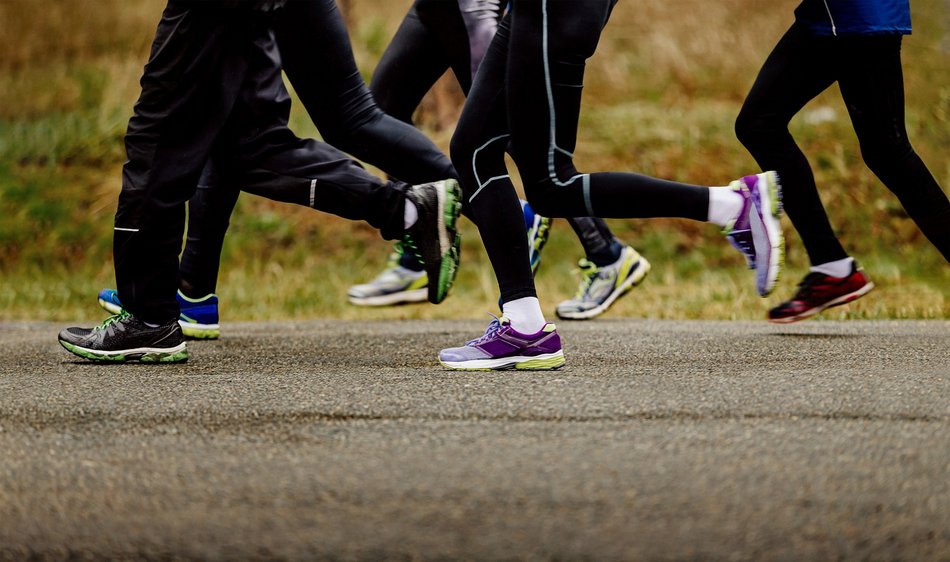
[178,321,220,339]
[64,342,187,359]
[750,171,783,297]
[440,350,565,371]
[347,288,428,307]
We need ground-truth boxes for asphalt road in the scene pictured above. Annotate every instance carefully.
[1,319,948,561]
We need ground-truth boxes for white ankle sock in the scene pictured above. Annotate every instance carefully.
[811,257,854,278]
[707,185,745,227]
[502,297,546,334]
[403,201,418,229]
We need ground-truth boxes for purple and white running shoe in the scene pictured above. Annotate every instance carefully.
[724,171,784,297]
[439,316,565,371]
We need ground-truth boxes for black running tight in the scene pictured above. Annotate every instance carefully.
[451,0,711,302]
[371,0,627,273]
[736,22,950,265]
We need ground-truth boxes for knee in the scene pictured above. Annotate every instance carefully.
[448,138,472,180]
[859,134,913,175]
[734,106,774,148]
[316,124,351,151]
[524,193,557,218]
[318,105,386,154]
[449,130,474,166]
[548,10,605,59]
[521,177,563,218]
[450,128,505,173]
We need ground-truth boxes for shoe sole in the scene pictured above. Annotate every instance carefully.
[430,180,463,304]
[440,351,565,371]
[750,171,784,297]
[99,297,219,340]
[556,256,652,320]
[768,281,875,324]
[59,339,189,363]
[347,288,429,307]
[179,323,219,340]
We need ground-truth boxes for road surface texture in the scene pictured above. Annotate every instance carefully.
[1,319,948,561]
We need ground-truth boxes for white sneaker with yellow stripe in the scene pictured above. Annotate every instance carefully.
[555,245,651,320]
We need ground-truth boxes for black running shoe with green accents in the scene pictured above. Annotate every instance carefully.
[403,179,463,304]
[58,311,188,363]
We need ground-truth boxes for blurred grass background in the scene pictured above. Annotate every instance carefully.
[0,0,947,323]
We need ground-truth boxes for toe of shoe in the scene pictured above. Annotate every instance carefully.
[58,327,91,345]
[438,348,465,362]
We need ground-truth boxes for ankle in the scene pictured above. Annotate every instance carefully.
[588,240,624,268]
[179,279,213,300]
[707,185,745,228]
[502,297,546,334]
[810,257,854,278]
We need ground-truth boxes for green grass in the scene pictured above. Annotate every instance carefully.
[1,0,948,322]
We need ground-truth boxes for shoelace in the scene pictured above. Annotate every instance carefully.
[372,241,424,284]
[466,315,504,346]
[401,234,423,262]
[385,241,406,269]
[94,310,130,334]
[530,217,551,251]
[572,259,602,299]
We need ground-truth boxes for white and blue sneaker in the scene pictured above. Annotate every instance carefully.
[97,289,220,340]
[522,200,552,274]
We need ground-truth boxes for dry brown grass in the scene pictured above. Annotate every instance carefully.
[0,0,947,321]
[0,0,160,117]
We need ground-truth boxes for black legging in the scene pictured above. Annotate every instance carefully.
[451,0,711,303]
[178,0,460,297]
[371,0,504,121]
[735,22,950,265]
[372,0,626,272]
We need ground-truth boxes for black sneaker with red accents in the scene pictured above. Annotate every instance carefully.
[768,262,874,324]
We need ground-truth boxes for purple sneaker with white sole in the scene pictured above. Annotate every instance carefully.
[724,171,784,297]
[439,316,565,371]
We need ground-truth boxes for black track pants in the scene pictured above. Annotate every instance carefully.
[115,2,408,323]
[177,0,462,296]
